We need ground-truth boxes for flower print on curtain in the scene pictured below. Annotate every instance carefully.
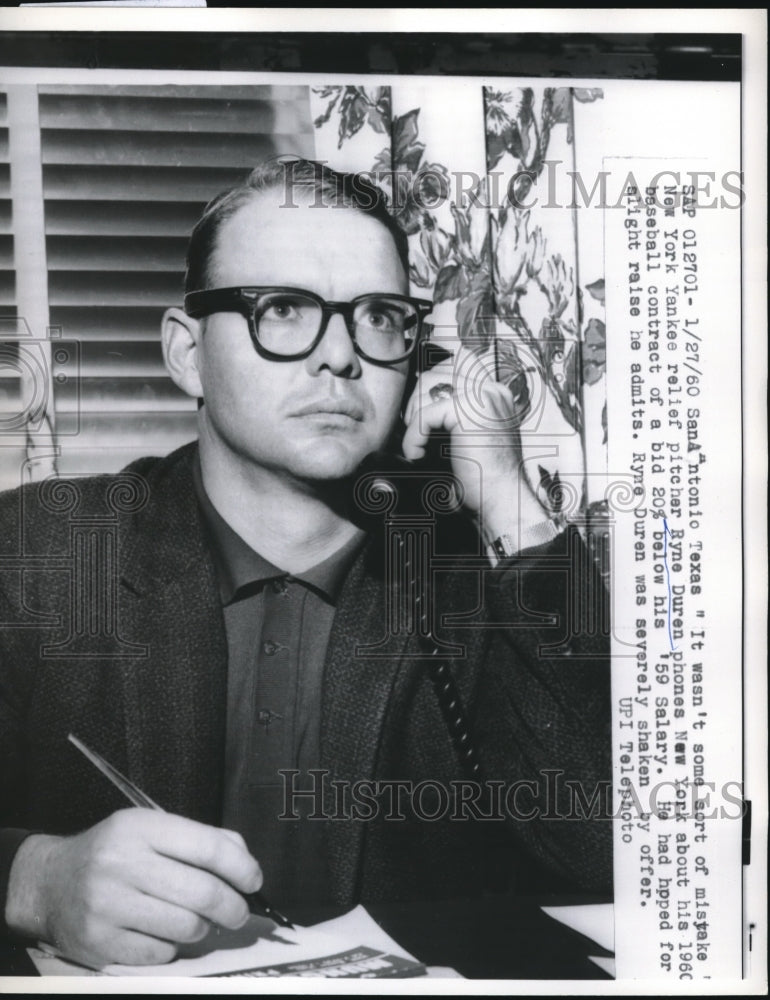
[480,85,597,525]
[311,85,394,174]
[310,82,607,538]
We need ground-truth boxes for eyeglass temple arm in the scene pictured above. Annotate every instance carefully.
[184,287,259,319]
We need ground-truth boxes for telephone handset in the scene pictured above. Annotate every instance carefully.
[347,338,456,524]
[348,340,482,779]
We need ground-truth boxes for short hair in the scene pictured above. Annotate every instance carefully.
[184,157,410,295]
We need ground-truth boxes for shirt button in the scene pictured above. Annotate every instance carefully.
[257,709,282,731]
[263,639,280,656]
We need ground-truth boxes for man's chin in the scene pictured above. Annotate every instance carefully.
[286,442,376,484]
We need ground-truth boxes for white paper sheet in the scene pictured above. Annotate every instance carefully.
[541,902,614,954]
[27,905,428,979]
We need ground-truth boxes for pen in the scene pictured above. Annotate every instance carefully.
[67,733,295,930]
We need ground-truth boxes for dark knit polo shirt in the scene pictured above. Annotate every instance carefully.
[193,460,363,906]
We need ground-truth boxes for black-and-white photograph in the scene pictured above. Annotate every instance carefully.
[0,9,765,992]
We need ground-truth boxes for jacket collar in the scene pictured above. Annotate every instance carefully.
[118,442,210,596]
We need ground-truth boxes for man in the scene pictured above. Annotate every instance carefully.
[0,159,611,969]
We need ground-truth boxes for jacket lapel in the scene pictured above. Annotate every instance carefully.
[320,537,492,904]
[117,445,228,823]
[320,546,414,904]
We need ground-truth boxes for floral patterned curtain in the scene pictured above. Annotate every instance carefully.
[310,83,607,541]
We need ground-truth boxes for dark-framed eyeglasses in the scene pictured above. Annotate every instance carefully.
[184,286,433,365]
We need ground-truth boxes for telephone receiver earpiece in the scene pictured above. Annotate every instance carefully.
[348,335,454,534]
[346,450,427,533]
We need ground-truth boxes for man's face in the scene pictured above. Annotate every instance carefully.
[194,191,410,484]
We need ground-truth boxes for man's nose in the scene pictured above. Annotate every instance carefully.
[306,311,361,377]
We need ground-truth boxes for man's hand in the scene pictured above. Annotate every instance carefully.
[5,809,262,969]
[402,345,547,545]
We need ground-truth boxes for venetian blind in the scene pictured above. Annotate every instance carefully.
[0,88,22,492]
[39,84,313,476]
[0,92,12,314]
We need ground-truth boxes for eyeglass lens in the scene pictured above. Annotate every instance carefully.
[254,291,417,361]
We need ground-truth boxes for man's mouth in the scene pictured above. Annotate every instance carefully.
[291,400,365,421]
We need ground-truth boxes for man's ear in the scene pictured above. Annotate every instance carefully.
[161,307,204,399]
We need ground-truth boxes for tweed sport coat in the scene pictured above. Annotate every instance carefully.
[0,442,612,924]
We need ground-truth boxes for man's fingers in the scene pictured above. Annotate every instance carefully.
[62,919,178,970]
[99,928,178,968]
[33,812,260,969]
[402,376,518,461]
[219,827,249,848]
[131,853,250,930]
[403,364,455,425]
[139,812,262,895]
[402,399,458,461]
[109,888,212,944]
[404,349,519,432]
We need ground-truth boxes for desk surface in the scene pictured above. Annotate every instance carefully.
[1,894,613,981]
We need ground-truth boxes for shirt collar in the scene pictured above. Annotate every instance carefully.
[193,454,363,606]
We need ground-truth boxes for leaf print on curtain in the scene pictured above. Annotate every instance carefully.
[310,82,608,542]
